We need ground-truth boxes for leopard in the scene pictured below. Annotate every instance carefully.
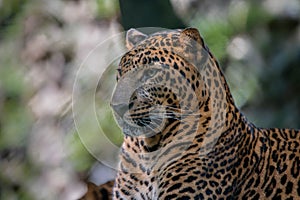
[80,28,300,200]
[79,180,114,200]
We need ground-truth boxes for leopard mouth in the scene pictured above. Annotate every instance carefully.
[113,105,167,137]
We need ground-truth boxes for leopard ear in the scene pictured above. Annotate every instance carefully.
[126,28,148,50]
[179,28,204,46]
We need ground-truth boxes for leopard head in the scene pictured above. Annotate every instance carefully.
[111,28,234,154]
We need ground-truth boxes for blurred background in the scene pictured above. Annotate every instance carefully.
[0,0,299,199]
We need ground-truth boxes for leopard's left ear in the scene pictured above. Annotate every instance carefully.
[179,28,204,46]
[126,29,148,50]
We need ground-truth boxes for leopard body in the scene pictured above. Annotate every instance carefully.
[81,28,300,200]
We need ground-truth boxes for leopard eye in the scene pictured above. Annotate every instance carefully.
[144,68,159,78]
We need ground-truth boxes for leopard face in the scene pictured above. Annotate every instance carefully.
[112,61,202,139]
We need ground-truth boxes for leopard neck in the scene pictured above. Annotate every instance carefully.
[191,54,258,156]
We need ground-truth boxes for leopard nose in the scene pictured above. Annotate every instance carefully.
[111,103,128,117]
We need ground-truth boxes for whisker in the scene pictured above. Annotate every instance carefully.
[162,106,197,114]
[151,112,199,120]
[139,120,157,133]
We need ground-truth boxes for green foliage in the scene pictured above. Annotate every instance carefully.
[0,0,25,23]
[0,0,299,199]
[96,0,119,19]
[68,132,95,171]
[0,46,32,150]
[97,104,123,146]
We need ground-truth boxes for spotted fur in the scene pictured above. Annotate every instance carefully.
[84,28,300,199]
[79,181,114,200]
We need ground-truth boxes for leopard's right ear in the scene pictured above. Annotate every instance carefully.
[126,29,148,50]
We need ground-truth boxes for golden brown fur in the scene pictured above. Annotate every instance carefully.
[83,28,300,199]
